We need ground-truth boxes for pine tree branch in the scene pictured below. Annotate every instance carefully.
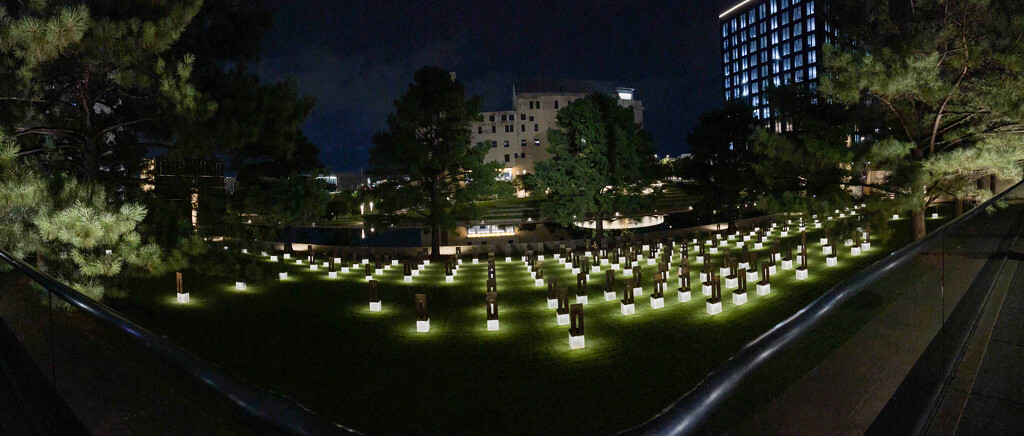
[13,127,85,142]
[93,117,158,138]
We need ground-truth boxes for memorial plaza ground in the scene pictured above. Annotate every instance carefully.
[112,213,949,434]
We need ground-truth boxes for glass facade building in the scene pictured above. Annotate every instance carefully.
[719,0,833,130]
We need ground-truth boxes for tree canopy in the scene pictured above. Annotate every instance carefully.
[681,102,759,229]
[0,0,210,185]
[367,66,509,257]
[0,133,185,300]
[533,93,658,239]
[822,0,1024,239]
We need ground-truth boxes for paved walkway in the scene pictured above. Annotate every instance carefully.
[738,205,1024,435]
[931,241,1024,434]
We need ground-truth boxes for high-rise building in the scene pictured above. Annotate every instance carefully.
[719,0,833,131]
[471,79,643,178]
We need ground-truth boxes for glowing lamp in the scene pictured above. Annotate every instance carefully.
[620,302,636,315]
[746,270,758,282]
[756,283,771,296]
[650,296,664,309]
[556,312,570,325]
[279,272,288,280]
[706,301,722,315]
[487,319,499,331]
[733,292,747,305]
[568,332,585,350]
[678,289,692,302]
[795,268,808,280]
[416,319,430,332]
[235,281,246,290]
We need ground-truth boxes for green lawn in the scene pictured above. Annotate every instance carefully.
[114,212,947,435]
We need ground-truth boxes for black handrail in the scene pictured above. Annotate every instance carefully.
[0,250,360,436]
[620,179,1024,436]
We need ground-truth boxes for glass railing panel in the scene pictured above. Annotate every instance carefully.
[0,268,59,431]
[652,182,1024,435]
[47,290,282,435]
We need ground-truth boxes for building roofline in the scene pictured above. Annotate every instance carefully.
[719,0,755,19]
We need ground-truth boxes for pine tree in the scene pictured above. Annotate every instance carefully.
[824,0,1024,240]
[0,0,210,185]
[533,93,658,240]
[681,103,759,230]
[367,66,510,258]
[0,133,177,300]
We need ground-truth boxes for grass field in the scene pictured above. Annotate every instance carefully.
[113,213,949,435]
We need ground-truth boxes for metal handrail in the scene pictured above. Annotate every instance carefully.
[621,179,1024,436]
[0,249,359,436]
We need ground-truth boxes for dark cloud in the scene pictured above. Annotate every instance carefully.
[258,0,740,171]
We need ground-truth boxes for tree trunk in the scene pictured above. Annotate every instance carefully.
[430,226,441,261]
[911,209,927,241]
[595,215,605,241]
[954,197,964,217]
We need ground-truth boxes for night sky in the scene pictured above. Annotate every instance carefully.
[258,0,739,172]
